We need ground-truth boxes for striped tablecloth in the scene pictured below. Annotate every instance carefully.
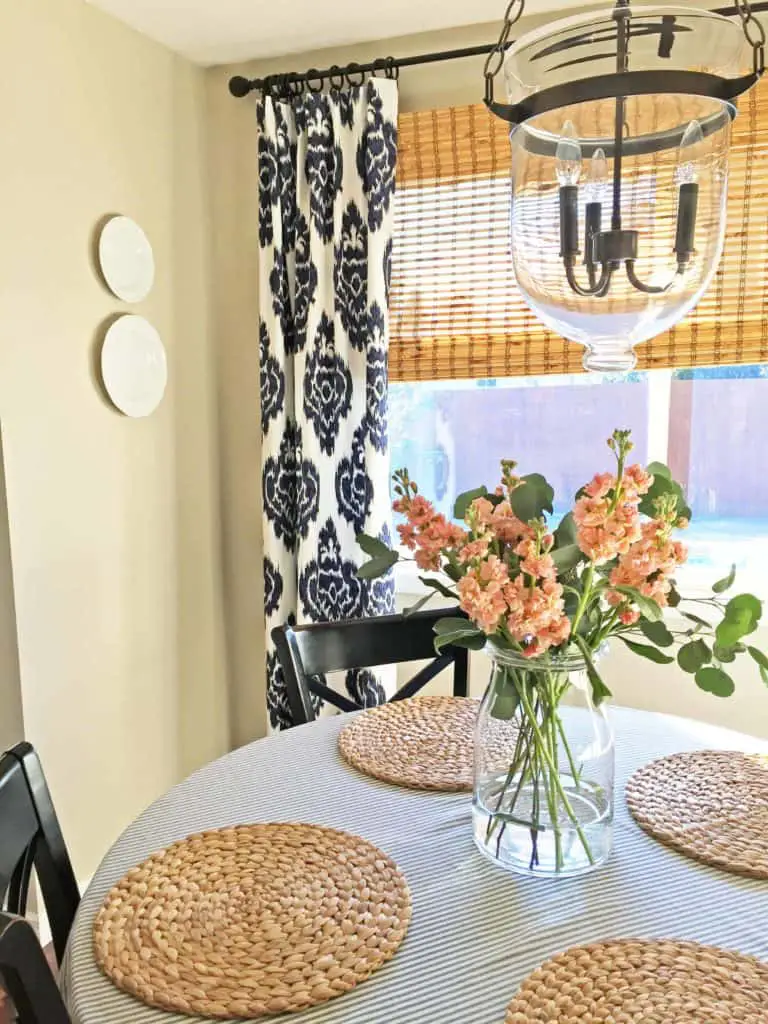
[61,707,768,1024]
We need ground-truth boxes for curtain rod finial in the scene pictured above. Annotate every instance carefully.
[229,75,254,98]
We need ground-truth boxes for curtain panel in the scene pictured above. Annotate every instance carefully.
[258,81,399,730]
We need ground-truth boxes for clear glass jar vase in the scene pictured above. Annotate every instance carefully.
[473,642,614,878]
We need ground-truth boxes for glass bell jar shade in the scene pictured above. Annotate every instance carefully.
[503,6,753,372]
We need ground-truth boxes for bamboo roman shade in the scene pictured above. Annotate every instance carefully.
[389,79,768,381]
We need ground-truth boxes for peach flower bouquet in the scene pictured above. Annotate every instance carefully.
[358,429,767,875]
[359,428,767,700]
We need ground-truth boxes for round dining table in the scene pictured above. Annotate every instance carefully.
[61,706,768,1024]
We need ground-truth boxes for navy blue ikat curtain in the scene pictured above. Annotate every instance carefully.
[258,80,398,729]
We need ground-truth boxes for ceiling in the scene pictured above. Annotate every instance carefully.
[85,0,570,67]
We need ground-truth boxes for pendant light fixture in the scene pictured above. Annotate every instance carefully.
[484,0,765,372]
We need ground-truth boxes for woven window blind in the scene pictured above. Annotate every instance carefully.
[389,79,768,381]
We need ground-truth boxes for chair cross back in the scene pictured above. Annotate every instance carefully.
[0,744,79,966]
[272,608,469,726]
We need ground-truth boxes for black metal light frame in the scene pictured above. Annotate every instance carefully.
[483,0,766,299]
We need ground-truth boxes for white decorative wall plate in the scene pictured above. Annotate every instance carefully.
[101,315,167,418]
[98,216,155,303]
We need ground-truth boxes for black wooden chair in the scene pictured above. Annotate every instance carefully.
[0,913,70,1023]
[0,744,79,967]
[272,608,470,727]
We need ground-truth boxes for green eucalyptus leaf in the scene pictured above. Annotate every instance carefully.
[619,637,675,664]
[553,512,578,548]
[638,466,692,522]
[443,552,462,582]
[585,662,612,705]
[715,593,763,646]
[356,533,392,558]
[680,610,712,629]
[712,563,736,594]
[419,577,458,599]
[639,620,675,648]
[433,615,485,652]
[713,644,737,664]
[747,646,768,687]
[716,614,752,648]
[573,636,612,705]
[695,666,735,697]
[611,585,663,622]
[677,639,711,674]
[453,486,488,520]
[551,544,583,573]
[747,645,768,670]
[510,473,555,522]
[434,630,486,653]
[489,683,521,721]
[357,550,399,579]
[434,616,473,635]
[404,592,435,616]
[727,593,763,624]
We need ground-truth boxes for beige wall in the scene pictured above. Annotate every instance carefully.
[0,0,227,879]
[0,427,24,752]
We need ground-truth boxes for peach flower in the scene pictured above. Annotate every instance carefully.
[608,518,688,610]
[504,575,571,656]
[395,491,466,572]
[457,555,509,634]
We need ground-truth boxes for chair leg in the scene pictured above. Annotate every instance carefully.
[0,917,70,1024]
[453,648,469,698]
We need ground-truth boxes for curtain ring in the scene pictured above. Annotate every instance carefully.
[329,65,345,89]
[306,68,324,92]
[371,58,387,79]
[346,62,366,87]
[276,73,293,100]
[289,75,304,98]
[385,57,399,80]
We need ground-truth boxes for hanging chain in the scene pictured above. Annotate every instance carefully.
[484,0,526,104]
[734,0,765,73]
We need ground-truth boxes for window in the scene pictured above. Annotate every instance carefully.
[388,86,768,598]
[390,83,768,381]
[390,365,768,597]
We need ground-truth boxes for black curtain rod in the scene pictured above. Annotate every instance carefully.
[228,2,768,98]
[228,43,497,97]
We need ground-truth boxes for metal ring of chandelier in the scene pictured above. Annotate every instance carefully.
[484,0,766,310]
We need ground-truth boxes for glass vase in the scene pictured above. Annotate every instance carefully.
[473,642,614,878]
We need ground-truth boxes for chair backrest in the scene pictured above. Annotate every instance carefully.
[272,608,470,726]
[0,744,79,966]
[0,913,71,1023]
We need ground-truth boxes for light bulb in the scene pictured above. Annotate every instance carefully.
[585,147,608,203]
[555,120,582,186]
[675,119,704,187]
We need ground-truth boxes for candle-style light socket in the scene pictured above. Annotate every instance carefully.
[674,181,699,262]
[584,202,602,266]
[559,185,580,258]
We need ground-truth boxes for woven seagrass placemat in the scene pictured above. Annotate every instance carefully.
[93,823,411,1019]
[338,695,481,791]
[625,750,768,879]
[505,938,768,1023]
